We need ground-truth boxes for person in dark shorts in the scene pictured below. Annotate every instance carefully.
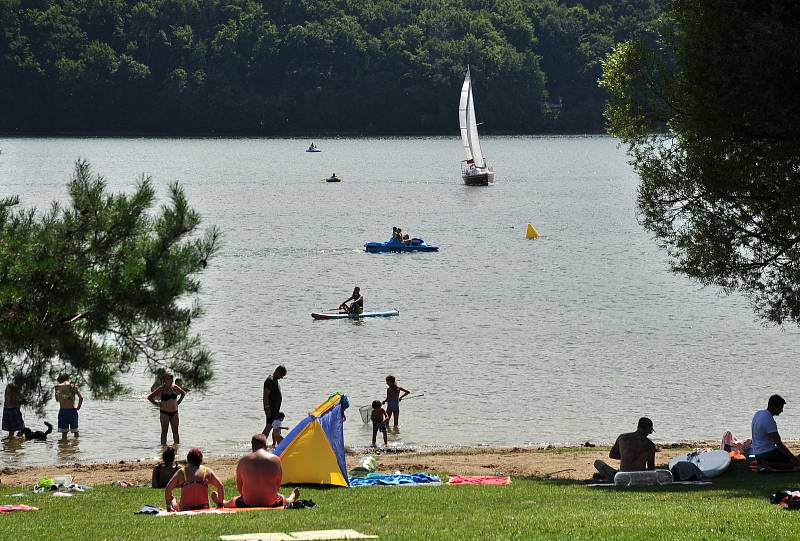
[594,417,657,480]
[2,382,24,438]
[751,394,800,470]
[54,374,84,440]
[262,365,287,439]
[371,400,389,447]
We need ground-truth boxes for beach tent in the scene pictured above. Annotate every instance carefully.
[274,393,350,487]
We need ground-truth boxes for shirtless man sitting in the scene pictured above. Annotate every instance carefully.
[594,417,656,480]
[216,434,299,508]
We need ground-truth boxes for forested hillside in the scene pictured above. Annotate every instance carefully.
[0,0,659,135]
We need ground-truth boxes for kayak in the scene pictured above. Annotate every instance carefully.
[311,309,399,320]
[365,238,438,253]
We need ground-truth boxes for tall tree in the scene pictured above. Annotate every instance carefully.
[0,161,220,410]
[601,0,800,325]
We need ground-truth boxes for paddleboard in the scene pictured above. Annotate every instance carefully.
[668,449,731,478]
[311,309,399,320]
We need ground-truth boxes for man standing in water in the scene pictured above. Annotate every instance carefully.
[217,434,299,508]
[2,382,24,438]
[593,417,656,480]
[263,365,287,439]
[55,374,84,440]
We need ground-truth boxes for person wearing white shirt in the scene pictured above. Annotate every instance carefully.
[751,394,800,470]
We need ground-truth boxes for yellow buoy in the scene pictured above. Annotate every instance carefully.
[526,223,540,239]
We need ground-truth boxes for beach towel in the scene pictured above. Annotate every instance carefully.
[447,475,511,485]
[0,504,38,513]
[221,530,377,541]
[157,507,286,516]
[348,473,441,487]
[135,504,287,516]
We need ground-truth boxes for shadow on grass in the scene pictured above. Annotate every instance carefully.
[535,459,800,501]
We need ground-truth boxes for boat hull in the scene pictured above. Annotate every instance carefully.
[311,309,400,320]
[325,177,341,182]
[365,238,438,253]
[462,170,495,186]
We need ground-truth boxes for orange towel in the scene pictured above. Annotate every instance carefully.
[447,475,511,485]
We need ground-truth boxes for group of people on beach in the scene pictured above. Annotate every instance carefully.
[152,434,299,511]
[593,394,800,480]
[2,359,414,462]
[2,375,83,441]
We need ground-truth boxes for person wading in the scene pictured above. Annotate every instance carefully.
[262,365,287,439]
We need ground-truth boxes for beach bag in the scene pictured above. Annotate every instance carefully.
[670,461,708,481]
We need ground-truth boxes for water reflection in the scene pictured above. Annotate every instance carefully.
[56,438,80,463]
[2,435,24,455]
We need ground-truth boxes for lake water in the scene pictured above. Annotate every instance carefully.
[1,136,797,467]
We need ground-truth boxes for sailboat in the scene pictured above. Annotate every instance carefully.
[459,67,495,186]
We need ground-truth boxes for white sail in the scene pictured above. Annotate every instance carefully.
[458,67,485,169]
[459,69,473,163]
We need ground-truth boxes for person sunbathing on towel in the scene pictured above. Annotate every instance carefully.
[165,447,225,511]
[216,434,299,508]
[593,417,656,480]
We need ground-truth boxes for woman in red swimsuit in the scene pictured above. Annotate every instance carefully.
[165,448,225,511]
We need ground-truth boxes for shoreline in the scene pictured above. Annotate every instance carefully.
[0,440,734,487]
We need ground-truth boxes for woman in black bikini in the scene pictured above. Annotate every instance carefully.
[147,373,187,445]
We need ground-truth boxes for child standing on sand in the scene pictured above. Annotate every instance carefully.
[271,412,289,446]
[382,375,410,428]
[54,374,84,440]
[371,400,389,447]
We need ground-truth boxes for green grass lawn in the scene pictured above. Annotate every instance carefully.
[3,461,800,540]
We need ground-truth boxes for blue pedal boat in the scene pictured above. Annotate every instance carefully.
[364,237,439,253]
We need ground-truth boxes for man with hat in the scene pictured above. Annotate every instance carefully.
[594,417,657,481]
[751,394,800,470]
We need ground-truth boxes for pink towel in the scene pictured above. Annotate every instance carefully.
[0,505,38,513]
[447,475,511,485]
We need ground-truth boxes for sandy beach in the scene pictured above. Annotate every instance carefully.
[0,441,740,487]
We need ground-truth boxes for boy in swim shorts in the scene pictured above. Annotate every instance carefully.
[370,400,388,447]
[271,412,289,446]
[55,374,83,440]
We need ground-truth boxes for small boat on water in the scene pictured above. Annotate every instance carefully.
[325,173,341,183]
[365,237,438,253]
[306,143,321,152]
[459,67,495,186]
[311,309,399,320]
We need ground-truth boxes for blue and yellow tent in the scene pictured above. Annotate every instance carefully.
[274,393,350,487]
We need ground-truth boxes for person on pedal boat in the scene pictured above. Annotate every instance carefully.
[339,287,363,315]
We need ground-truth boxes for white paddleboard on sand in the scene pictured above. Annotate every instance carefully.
[668,449,731,478]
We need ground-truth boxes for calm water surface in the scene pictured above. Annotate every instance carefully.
[1,136,797,466]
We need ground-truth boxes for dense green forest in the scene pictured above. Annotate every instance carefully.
[0,0,660,135]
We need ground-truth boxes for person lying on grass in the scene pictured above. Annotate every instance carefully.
[165,447,225,511]
[216,434,299,508]
[594,417,656,480]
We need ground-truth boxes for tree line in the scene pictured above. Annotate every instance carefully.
[0,0,659,135]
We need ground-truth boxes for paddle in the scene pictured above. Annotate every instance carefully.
[358,393,425,424]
